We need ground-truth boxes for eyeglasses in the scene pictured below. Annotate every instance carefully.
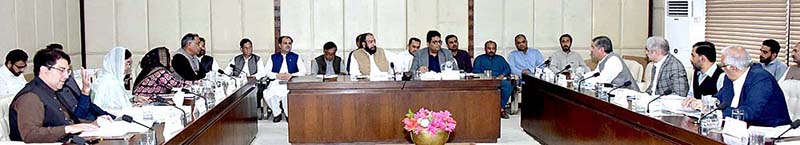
[46,65,72,75]
[431,40,442,44]
[13,64,26,70]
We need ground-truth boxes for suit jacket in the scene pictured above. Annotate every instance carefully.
[717,64,791,127]
[646,54,689,96]
[409,47,458,73]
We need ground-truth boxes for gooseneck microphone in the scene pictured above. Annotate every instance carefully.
[647,89,672,113]
[776,119,800,140]
[697,102,730,133]
[390,62,397,81]
[536,57,552,68]
[120,115,154,130]
[606,81,632,102]
[553,65,572,82]
[577,72,600,91]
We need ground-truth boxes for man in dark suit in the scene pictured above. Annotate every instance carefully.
[716,45,790,127]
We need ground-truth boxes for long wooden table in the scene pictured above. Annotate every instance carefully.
[287,76,502,143]
[163,81,260,145]
[520,75,725,144]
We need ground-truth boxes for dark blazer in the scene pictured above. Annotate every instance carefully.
[716,64,791,127]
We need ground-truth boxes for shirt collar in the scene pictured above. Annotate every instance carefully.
[702,64,719,77]
[734,66,751,84]
[654,55,668,68]
[767,59,782,66]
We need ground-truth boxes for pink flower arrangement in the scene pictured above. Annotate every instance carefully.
[402,108,457,135]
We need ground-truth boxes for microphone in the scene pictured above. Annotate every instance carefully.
[217,69,234,78]
[606,81,633,102]
[577,72,600,91]
[553,65,572,82]
[227,64,244,77]
[153,96,188,126]
[120,115,154,131]
[777,119,800,140]
[647,89,672,113]
[390,62,397,81]
[536,57,552,68]
[697,102,730,133]
[181,88,210,110]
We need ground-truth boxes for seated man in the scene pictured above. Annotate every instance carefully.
[717,45,790,127]
[172,33,206,80]
[1,49,28,96]
[587,36,639,91]
[349,33,395,75]
[644,37,688,96]
[395,37,421,72]
[472,40,512,119]
[445,34,472,72]
[198,37,220,79]
[45,44,115,121]
[689,41,725,99]
[10,49,107,143]
[310,41,346,75]
[508,34,544,77]
[264,36,307,123]
[346,33,366,73]
[410,30,458,73]
[548,34,588,73]
[223,38,267,79]
[784,42,800,81]
[759,39,787,80]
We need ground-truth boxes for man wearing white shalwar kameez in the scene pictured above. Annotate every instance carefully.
[264,36,306,123]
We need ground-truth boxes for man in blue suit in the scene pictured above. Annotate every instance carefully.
[716,45,790,127]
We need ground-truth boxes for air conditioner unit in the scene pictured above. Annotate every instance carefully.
[664,0,696,69]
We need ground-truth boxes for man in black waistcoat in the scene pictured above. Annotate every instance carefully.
[9,49,103,143]
[682,42,726,108]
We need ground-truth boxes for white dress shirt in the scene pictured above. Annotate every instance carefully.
[650,56,667,95]
[731,67,750,108]
[265,53,307,79]
[224,55,267,79]
[395,50,414,72]
[0,66,26,97]
[592,54,623,84]
[349,49,396,75]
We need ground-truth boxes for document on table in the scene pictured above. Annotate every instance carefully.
[79,120,154,137]
[749,125,800,138]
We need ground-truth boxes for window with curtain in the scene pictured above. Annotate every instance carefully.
[706,0,791,64]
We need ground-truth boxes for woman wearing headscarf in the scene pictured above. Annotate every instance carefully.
[92,47,136,110]
[133,47,196,98]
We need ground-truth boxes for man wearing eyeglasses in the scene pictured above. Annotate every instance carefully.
[1,49,29,97]
[9,49,104,143]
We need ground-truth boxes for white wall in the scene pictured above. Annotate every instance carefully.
[1,0,651,75]
[81,0,275,73]
[472,0,649,60]
[0,0,82,72]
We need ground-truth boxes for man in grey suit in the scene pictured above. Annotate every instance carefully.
[410,30,458,73]
[644,37,689,96]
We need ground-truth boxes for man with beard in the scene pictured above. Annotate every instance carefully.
[349,33,395,75]
[548,34,587,73]
[445,34,472,72]
[783,42,800,81]
[472,40,512,119]
[198,37,220,78]
[1,49,28,96]
[759,39,787,80]
[682,41,727,109]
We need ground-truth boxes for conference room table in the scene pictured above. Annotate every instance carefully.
[94,80,259,145]
[286,75,502,144]
[519,74,728,144]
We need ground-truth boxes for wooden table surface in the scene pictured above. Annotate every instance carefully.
[287,76,502,144]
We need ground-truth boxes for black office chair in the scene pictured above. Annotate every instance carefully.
[256,77,273,120]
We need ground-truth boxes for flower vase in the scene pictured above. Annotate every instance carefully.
[410,130,450,145]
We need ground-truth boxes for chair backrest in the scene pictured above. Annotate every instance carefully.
[623,59,643,83]
[780,80,800,121]
[685,66,695,87]
[0,96,14,141]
